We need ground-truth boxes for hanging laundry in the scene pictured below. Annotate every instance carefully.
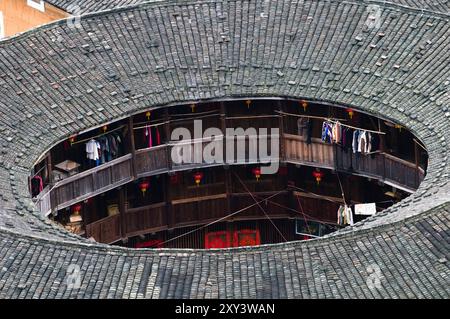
[321,121,333,143]
[345,205,354,226]
[371,133,380,152]
[107,135,115,160]
[113,132,122,156]
[86,139,100,161]
[156,127,161,145]
[352,130,360,153]
[342,127,354,152]
[31,175,43,197]
[98,136,110,164]
[358,131,373,154]
[86,139,101,168]
[337,204,354,226]
[144,125,153,148]
[332,121,342,144]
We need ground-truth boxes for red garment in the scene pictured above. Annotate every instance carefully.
[143,125,152,148]
[156,127,161,145]
[33,175,44,192]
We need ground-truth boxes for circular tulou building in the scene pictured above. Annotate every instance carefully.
[0,0,449,298]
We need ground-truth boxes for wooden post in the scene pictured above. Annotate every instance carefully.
[224,167,232,215]
[220,102,232,215]
[164,174,174,230]
[414,141,420,188]
[164,108,172,170]
[127,117,137,178]
[278,100,285,163]
[46,152,53,185]
[118,187,127,240]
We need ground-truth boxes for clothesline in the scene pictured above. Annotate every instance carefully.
[71,125,126,145]
[170,110,219,117]
[134,118,165,127]
[276,110,386,135]
[133,121,168,130]
[326,118,386,135]
[275,110,347,121]
[157,190,286,247]
[170,112,220,123]
[290,185,391,210]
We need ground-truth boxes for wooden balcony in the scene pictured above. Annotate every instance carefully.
[85,191,290,244]
[37,135,426,216]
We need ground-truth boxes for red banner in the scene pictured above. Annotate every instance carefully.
[233,229,261,247]
[205,231,231,249]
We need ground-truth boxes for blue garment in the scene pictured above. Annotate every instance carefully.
[321,122,332,143]
[352,130,360,153]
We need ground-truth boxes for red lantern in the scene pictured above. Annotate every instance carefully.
[72,203,82,215]
[193,172,204,186]
[300,100,308,112]
[252,167,261,181]
[139,180,150,196]
[69,135,77,145]
[312,169,324,185]
[346,108,354,119]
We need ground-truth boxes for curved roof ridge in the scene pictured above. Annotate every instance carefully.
[1,0,449,45]
[0,0,448,298]
[44,0,450,16]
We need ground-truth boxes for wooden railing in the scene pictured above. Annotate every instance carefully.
[285,134,425,191]
[135,145,169,177]
[124,202,167,237]
[284,134,334,168]
[34,185,52,216]
[36,135,426,215]
[51,154,133,211]
[85,214,121,244]
[85,191,292,243]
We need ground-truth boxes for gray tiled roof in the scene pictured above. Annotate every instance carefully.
[46,0,450,14]
[0,0,449,298]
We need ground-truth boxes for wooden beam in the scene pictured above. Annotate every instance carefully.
[164,174,174,230]
[278,100,286,162]
[46,152,53,185]
[118,187,127,240]
[128,117,137,178]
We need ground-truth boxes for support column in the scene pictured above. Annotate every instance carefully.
[278,100,286,163]
[164,174,174,230]
[46,152,53,185]
[164,108,172,170]
[127,117,137,178]
[221,102,232,216]
[414,141,420,188]
[118,187,127,240]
